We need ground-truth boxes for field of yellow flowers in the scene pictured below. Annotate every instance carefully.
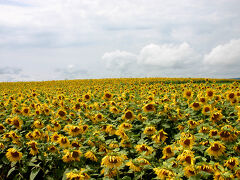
[0,78,240,180]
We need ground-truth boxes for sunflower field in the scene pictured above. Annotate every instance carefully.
[0,78,240,180]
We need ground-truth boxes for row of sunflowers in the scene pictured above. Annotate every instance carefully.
[0,78,239,179]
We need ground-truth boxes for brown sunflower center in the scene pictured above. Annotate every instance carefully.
[146,104,154,111]
[228,93,235,99]
[72,151,79,158]
[211,144,220,151]
[184,139,191,146]
[125,112,133,119]
[11,151,20,158]
[193,103,200,108]
[58,110,66,117]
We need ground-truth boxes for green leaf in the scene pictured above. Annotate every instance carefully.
[122,176,132,180]
[7,167,16,177]
[30,168,40,180]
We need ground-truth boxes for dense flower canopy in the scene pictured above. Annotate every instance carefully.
[0,77,239,179]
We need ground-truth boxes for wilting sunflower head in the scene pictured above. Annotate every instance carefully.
[162,145,175,159]
[153,168,175,179]
[143,126,157,135]
[135,144,153,155]
[85,151,98,162]
[224,157,239,170]
[152,129,168,143]
[101,155,124,169]
[184,165,197,178]
[119,122,132,130]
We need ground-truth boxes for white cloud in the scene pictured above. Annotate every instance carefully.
[203,39,240,66]
[102,50,137,74]
[101,42,202,77]
[138,42,198,68]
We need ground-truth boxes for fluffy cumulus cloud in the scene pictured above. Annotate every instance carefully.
[204,39,240,66]
[102,50,137,74]
[138,42,199,68]
[102,42,202,77]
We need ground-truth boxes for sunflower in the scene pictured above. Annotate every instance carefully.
[202,105,211,115]
[33,120,44,129]
[199,96,207,104]
[126,160,141,172]
[162,145,175,159]
[0,143,4,149]
[197,164,213,174]
[153,168,174,179]
[183,89,193,99]
[71,141,81,149]
[103,92,112,101]
[226,92,235,101]
[206,89,214,99]
[62,150,73,163]
[184,165,197,178]
[73,103,81,111]
[85,151,98,162]
[83,93,91,101]
[143,126,157,135]
[224,157,239,170]
[152,129,168,143]
[122,110,135,121]
[57,108,67,119]
[190,102,201,111]
[11,116,23,129]
[21,106,30,116]
[109,106,119,114]
[68,125,82,137]
[135,144,153,155]
[187,120,198,129]
[71,150,82,161]
[142,103,156,112]
[26,141,39,155]
[219,130,232,141]
[120,139,132,148]
[6,148,22,162]
[48,145,58,153]
[95,113,104,122]
[51,132,61,143]
[52,121,61,131]
[180,137,194,149]
[209,129,218,137]
[210,111,223,122]
[101,155,123,169]
[58,136,70,148]
[105,125,116,136]
[119,123,132,130]
[80,124,88,134]
[206,141,226,157]
[115,129,128,139]
[32,129,43,140]
[177,150,195,166]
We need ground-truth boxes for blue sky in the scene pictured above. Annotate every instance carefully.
[0,0,240,81]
